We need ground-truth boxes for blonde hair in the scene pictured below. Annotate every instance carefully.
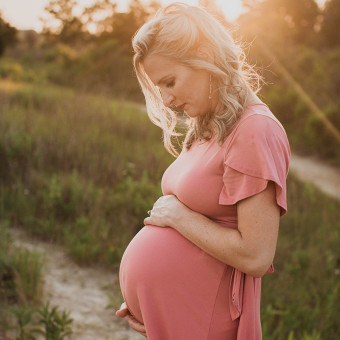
[132,2,261,156]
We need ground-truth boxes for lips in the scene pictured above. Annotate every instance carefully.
[177,103,186,111]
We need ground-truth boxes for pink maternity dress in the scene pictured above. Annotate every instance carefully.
[119,103,290,340]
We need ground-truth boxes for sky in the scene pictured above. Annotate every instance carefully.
[0,0,327,33]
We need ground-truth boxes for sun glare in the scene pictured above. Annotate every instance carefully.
[215,0,244,21]
[142,0,244,22]
[0,0,329,32]
[0,0,245,32]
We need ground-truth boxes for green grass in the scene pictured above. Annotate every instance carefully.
[0,224,44,306]
[0,78,339,339]
[0,225,74,339]
[262,175,340,339]
[0,79,173,266]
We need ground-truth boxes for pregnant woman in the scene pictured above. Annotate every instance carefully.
[116,3,290,340]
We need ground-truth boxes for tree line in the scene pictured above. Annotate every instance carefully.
[1,0,340,161]
[2,0,339,52]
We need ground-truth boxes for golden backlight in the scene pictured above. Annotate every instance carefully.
[0,0,327,32]
[0,0,245,32]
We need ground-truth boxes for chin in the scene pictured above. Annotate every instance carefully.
[185,108,200,118]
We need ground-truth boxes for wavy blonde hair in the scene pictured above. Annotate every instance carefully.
[132,2,261,156]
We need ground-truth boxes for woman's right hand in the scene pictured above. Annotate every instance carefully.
[116,302,147,338]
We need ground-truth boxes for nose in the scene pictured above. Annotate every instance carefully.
[162,91,175,107]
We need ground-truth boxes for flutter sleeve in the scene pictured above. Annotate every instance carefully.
[219,113,290,215]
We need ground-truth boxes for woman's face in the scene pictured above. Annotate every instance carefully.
[143,54,218,118]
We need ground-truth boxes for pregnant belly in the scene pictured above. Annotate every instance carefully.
[119,225,226,323]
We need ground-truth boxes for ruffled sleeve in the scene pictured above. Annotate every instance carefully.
[219,113,290,215]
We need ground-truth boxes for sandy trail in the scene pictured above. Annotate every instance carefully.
[11,229,144,340]
[290,154,340,200]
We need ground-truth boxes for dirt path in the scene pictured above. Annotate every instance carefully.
[8,153,339,340]
[290,153,340,200]
[11,229,144,340]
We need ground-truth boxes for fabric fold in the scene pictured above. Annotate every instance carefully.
[229,266,274,340]
[219,112,290,216]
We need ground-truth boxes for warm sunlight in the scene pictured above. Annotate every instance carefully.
[0,0,328,32]
[141,0,245,21]
[215,0,244,21]
[1,0,340,338]
[0,0,246,32]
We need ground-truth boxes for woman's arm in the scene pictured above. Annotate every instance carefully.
[144,181,280,278]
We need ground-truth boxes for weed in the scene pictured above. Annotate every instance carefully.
[10,249,44,305]
[35,302,73,340]
[8,305,36,340]
[3,303,73,340]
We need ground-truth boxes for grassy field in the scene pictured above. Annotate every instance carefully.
[0,79,172,266]
[0,77,339,339]
[262,176,340,339]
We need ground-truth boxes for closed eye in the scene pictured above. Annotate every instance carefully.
[166,79,175,88]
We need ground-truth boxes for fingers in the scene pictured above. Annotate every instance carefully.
[116,302,129,318]
[116,303,147,336]
[125,314,147,334]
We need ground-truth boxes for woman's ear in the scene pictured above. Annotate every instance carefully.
[197,45,214,63]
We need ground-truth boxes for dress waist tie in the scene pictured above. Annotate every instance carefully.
[229,264,274,340]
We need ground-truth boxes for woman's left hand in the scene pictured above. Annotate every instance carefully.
[116,302,147,338]
[144,195,191,229]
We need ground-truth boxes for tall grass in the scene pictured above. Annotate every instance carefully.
[0,79,173,266]
[1,78,339,338]
[262,175,340,339]
[0,224,44,306]
[0,224,73,339]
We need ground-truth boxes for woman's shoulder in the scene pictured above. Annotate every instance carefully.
[242,103,285,129]
[221,103,291,165]
[228,103,288,143]
[220,103,290,215]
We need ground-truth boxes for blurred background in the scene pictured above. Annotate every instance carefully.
[0,0,339,339]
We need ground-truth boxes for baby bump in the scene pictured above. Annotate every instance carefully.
[119,225,226,323]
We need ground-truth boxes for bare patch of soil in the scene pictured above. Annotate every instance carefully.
[290,154,340,200]
[11,229,144,340]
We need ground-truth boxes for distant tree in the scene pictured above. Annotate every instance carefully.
[23,30,40,49]
[42,0,85,44]
[109,0,148,45]
[42,0,160,46]
[282,0,319,42]
[96,0,161,49]
[240,0,319,45]
[81,0,117,36]
[320,0,340,48]
[0,13,17,56]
